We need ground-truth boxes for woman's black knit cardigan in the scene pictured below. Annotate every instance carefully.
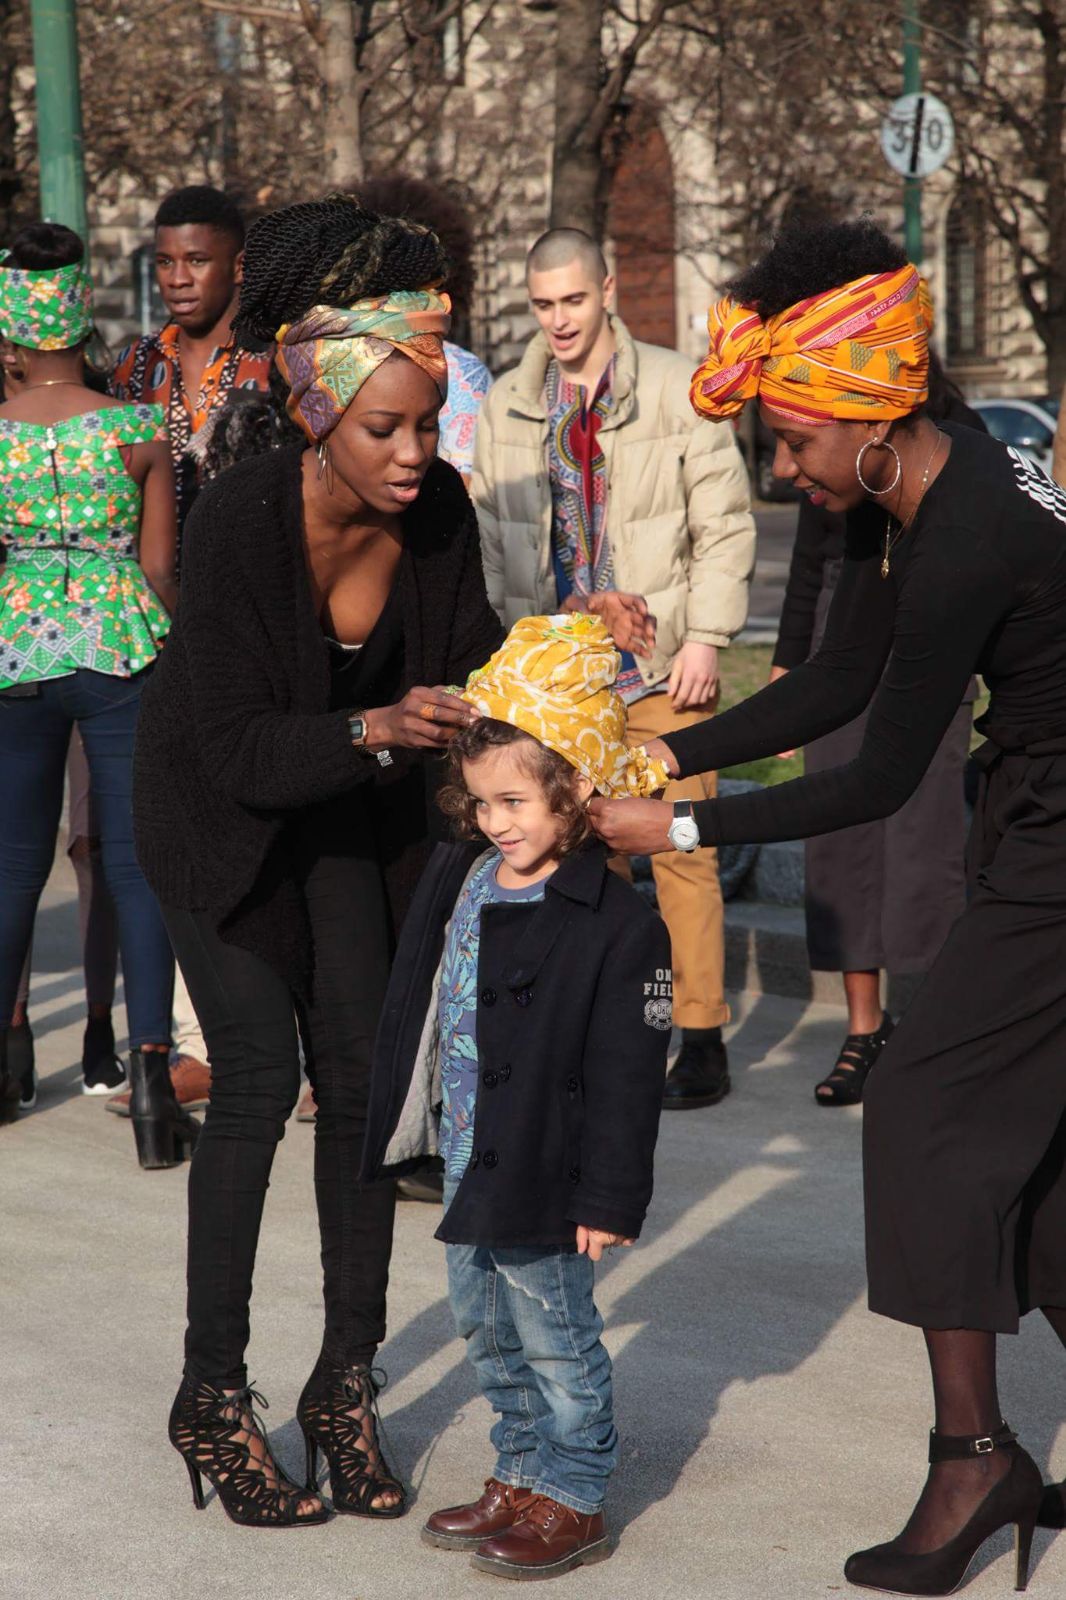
[133,443,503,992]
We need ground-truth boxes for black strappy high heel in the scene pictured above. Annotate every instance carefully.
[844,1423,1043,1595]
[168,1375,331,1528]
[815,1011,894,1106]
[297,1358,407,1519]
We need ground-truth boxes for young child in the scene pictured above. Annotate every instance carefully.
[362,613,674,1580]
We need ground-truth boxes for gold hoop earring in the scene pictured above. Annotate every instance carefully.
[855,436,902,497]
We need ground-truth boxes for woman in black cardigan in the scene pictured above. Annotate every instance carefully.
[133,198,504,1529]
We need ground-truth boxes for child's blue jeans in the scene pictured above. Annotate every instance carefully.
[443,1180,618,1515]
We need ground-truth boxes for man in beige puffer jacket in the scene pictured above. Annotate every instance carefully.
[471,228,756,1111]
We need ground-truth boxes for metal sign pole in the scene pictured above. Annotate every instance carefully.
[29,0,89,248]
[903,0,922,264]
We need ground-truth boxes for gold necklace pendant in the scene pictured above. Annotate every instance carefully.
[879,429,944,581]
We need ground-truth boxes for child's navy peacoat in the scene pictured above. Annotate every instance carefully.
[362,839,673,1248]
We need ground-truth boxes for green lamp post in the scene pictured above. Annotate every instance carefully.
[29,0,89,247]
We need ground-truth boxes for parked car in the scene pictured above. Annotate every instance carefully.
[971,396,1059,475]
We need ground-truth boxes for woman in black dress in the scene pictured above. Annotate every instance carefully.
[591,220,1066,1595]
[770,360,984,1106]
[133,198,505,1528]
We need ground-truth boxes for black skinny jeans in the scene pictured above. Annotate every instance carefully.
[163,793,397,1386]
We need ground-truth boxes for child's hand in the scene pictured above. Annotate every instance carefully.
[576,1226,635,1261]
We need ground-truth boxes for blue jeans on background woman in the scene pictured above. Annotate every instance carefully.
[0,668,173,1049]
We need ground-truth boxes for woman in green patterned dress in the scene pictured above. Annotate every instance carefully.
[0,222,195,1167]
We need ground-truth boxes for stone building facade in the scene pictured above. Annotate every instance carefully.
[47,0,1053,400]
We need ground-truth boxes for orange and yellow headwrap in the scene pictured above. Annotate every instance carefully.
[690,266,933,427]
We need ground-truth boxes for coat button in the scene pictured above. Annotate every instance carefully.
[470,1151,481,1170]
[500,1064,512,1082]
[481,987,497,1006]
[568,1165,580,1183]
[514,987,533,1007]
[566,1076,579,1094]
[483,1070,499,1088]
[483,1149,499,1169]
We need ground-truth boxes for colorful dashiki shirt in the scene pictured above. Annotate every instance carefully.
[439,341,491,477]
[111,323,272,526]
[0,404,171,687]
[437,854,548,1181]
[545,354,651,703]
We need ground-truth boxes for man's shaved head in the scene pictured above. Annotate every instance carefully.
[526,227,608,282]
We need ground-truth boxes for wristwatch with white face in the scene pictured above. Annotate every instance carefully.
[667,800,700,853]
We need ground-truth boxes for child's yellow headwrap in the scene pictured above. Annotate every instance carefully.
[461,613,670,798]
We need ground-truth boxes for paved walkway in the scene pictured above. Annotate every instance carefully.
[3,862,1065,1600]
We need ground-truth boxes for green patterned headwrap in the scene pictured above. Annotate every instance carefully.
[0,249,94,350]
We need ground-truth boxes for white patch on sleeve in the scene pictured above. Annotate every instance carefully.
[644,996,672,1031]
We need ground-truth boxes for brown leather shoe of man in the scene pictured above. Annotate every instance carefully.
[421,1478,537,1551]
[471,1494,610,1578]
[105,1055,210,1117]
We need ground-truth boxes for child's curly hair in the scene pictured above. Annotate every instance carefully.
[439,719,592,856]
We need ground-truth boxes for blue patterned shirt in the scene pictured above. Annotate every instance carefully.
[439,341,491,478]
[438,853,548,1180]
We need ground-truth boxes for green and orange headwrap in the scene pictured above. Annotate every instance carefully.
[690,266,933,427]
[275,287,451,443]
[0,249,94,350]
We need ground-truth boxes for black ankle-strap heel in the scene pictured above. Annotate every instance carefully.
[129,1050,200,1169]
[169,1375,331,1528]
[844,1422,1043,1595]
[815,1011,893,1107]
[297,1358,407,1519]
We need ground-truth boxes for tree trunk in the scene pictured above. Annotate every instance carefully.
[1039,5,1066,393]
[549,0,606,236]
[0,1,23,238]
[321,0,362,185]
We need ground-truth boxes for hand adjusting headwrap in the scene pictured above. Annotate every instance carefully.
[461,613,670,799]
[0,250,94,350]
[690,266,933,426]
[275,288,451,443]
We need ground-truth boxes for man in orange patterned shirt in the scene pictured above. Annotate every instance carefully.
[111,186,272,533]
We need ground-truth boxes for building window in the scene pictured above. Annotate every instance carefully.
[945,194,987,361]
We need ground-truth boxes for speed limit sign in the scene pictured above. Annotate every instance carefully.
[881,92,954,179]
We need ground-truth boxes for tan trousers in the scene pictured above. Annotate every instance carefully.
[613,691,730,1030]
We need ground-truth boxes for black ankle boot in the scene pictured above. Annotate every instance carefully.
[662,1028,730,1110]
[129,1050,201,1169]
[0,1030,20,1126]
[844,1423,1043,1596]
[8,1020,35,1109]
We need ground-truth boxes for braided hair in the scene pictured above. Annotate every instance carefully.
[233,193,449,346]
